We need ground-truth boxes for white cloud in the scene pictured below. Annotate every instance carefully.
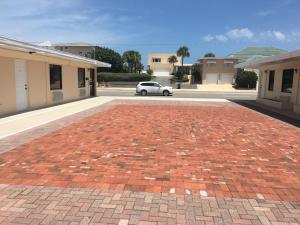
[202,28,300,43]
[273,31,286,41]
[0,0,146,44]
[202,28,254,43]
[215,35,228,42]
[259,31,274,39]
[202,35,214,42]
[226,28,254,39]
[258,30,287,41]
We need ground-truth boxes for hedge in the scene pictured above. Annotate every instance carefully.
[235,71,258,89]
[98,73,152,82]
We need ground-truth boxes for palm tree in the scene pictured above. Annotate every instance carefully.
[122,51,142,73]
[176,46,190,74]
[168,55,178,74]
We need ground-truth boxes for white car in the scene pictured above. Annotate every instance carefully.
[136,82,173,96]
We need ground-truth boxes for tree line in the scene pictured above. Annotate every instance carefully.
[90,45,217,76]
[89,47,143,73]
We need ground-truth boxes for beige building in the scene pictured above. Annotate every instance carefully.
[236,50,300,115]
[199,57,239,84]
[0,36,110,117]
[51,43,97,58]
[148,53,192,76]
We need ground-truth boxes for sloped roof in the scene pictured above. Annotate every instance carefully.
[0,36,110,67]
[235,49,300,69]
[53,42,96,47]
[229,47,287,63]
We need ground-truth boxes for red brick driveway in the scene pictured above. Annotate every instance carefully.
[0,103,299,201]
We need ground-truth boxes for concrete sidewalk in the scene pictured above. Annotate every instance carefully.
[0,97,112,139]
[0,96,229,140]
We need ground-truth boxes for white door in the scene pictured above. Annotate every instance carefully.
[15,59,28,111]
[206,74,218,84]
[153,69,170,77]
[221,74,233,84]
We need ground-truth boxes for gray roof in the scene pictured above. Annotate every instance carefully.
[0,36,110,67]
[53,43,96,47]
[235,49,300,69]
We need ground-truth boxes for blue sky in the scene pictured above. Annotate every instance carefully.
[1,0,300,64]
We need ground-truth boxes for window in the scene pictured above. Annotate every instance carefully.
[281,69,294,93]
[141,83,154,86]
[268,70,275,91]
[207,61,216,67]
[224,61,233,68]
[50,64,62,90]
[78,68,86,88]
[152,58,161,63]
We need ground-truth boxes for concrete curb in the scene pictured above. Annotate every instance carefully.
[98,87,258,93]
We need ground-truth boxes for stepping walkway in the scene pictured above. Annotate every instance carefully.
[0,184,299,225]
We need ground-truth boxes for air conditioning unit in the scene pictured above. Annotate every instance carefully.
[280,96,293,110]
[80,89,86,97]
[52,91,63,102]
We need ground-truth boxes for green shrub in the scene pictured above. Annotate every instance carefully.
[146,68,153,75]
[235,71,258,89]
[98,73,152,82]
[174,70,184,81]
[170,75,189,83]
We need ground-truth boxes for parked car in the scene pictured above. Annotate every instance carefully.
[136,82,173,96]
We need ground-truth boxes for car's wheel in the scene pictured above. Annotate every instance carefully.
[141,90,147,96]
[163,90,169,96]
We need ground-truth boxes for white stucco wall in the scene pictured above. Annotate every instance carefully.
[257,60,300,104]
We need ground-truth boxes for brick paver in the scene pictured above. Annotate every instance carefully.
[0,102,299,202]
[0,100,117,154]
[0,184,299,225]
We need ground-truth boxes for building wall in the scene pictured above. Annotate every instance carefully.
[0,48,97,117]
[259,60,300,102]
[0,57,16,115]
[61,65,79,102]
[200,58,238,84]
[54,46,95,58]
[27,60,48,109]
[148,53,181,72]
[257,59,300,113]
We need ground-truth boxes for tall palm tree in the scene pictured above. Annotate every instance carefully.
[122,51,142,73]
[168,55,178,74]
[176,46,190,73]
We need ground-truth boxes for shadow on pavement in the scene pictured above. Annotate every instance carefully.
[230,100,300,128]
